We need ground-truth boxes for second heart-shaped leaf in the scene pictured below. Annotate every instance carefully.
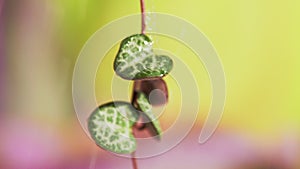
[114,34,173,80]
[88,102,138,154]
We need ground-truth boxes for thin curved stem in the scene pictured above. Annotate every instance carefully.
[131,151,138,169]
[140,0,146,34]
[130,3,146,168]
[131,126,139,169]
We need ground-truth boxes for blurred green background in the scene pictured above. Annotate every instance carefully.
[1,0,300,168]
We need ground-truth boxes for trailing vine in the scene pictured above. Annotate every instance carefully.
[88,1,173,169]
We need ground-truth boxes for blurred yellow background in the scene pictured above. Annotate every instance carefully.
[1,0,300,168]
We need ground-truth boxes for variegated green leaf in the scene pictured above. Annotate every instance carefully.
[114,34,173,80]
[136,92,162,139]
[88,102,138,154]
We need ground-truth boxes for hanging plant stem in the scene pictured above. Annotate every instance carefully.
[131,151,138,169]
[140,0,146,34]
[131,1,145,168]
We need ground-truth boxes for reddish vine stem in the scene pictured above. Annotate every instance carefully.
[130,1,146,169]
[140,0,146,34]
[131,151,138,169]
[131,93,139,169]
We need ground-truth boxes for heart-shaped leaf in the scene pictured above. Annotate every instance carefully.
[88,102,138,154]
[135,92,162,139]
[114,34,173,80]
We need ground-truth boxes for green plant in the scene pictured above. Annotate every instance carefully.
[88,1,173,169]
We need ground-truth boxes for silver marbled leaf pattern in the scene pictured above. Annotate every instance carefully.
[114,34,173,80]
[88,102,139,154]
